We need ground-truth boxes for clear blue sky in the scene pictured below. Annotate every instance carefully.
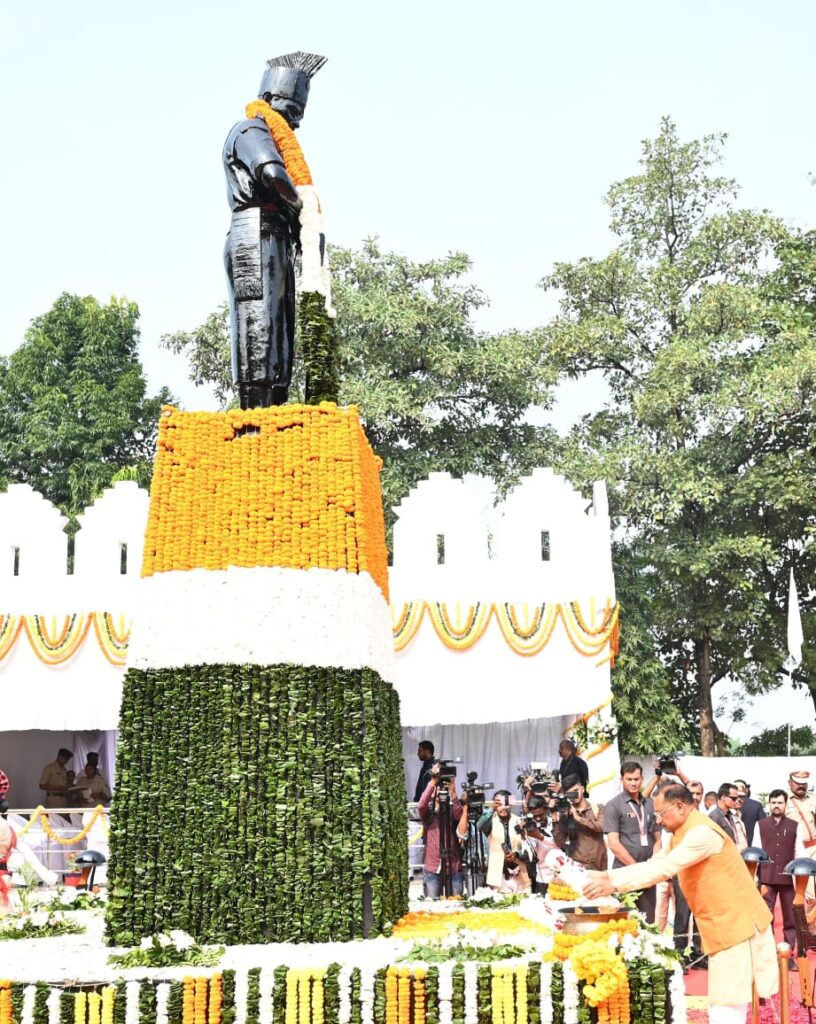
[1,0,814,734]
[1,0,814,417]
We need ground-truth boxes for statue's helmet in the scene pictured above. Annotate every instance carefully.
[258,52,327,112]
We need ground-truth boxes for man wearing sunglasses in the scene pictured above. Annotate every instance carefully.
[584,782,777,1024]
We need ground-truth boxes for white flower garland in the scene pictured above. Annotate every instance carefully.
[463,962,478,1024]
[234,970,249,1024]
[437,962,454,1024]
[539,961,553,1024]
[359,967,375,1024]
[156,984,171,1024]
[297,185,335,317]
[337,966,352,1024]
[47,988,61,1024]
[21,985,36,1024]
[259,967,275,1024]
[125,982,141,1024]
[129,566,396,683]
[669,965,687,1024]
[562,961,580,1024]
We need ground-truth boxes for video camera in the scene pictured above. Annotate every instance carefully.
[528,762,560,799]
[655,753,680,775]
[464,771,494,818]
[514,813,541,835]
[554,788,581,814]
[432,759,458,782]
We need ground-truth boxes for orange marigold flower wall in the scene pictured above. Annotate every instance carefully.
[142,403,389,601]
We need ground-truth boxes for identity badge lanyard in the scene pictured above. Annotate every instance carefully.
[629,798,648,846]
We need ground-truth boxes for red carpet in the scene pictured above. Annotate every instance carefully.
[681,903,815,1023]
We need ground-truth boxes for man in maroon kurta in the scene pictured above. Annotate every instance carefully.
[757,789,799,960]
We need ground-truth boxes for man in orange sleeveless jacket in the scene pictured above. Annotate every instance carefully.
[584,782,777,1024]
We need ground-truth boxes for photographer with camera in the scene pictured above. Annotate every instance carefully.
[550,773,607,871]
[517,796,557,894]
[418,760,464,897]
[477,790,531,893]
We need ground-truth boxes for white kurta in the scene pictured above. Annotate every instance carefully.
[609,825,778,1006]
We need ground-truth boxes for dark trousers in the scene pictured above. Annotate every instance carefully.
[672,877,701,955]
[763,883,796,951]
[635,884,656,924]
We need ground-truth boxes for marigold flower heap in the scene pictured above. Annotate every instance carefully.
[107,402,407,947]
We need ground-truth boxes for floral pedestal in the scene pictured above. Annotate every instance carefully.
[105,405,407,946]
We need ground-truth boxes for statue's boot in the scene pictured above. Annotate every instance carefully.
[238,383,289,409]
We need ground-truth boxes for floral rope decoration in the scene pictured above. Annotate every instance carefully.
[391,600,619,661]
[17,804,109,844]
[0,612,129,667]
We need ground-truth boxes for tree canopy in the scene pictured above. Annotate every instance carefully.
[0,293,171,524]
[162,240,558,525]
[541,118,816,753]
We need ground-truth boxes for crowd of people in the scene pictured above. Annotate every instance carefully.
[413,742,816,970]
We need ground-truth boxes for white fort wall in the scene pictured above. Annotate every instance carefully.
[0,468,621,800]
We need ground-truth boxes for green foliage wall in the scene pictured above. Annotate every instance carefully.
[106,663,408,946]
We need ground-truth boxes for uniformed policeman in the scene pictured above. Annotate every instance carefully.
[38,748,73,808]
[786,770,816,849]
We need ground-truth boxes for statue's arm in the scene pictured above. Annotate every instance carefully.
[232,121,302,216]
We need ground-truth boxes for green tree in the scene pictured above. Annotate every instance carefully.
[541,118,816,754]
[161,240,557,524]
[736,724,816,757]
[0,293,172,523]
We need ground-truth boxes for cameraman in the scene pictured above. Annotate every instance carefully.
[477,790,531,893]
[518,796,557,894]
[418,762,464,897]
[550,774,607,871]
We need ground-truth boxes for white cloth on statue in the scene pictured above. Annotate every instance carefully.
[608,824,778,1005]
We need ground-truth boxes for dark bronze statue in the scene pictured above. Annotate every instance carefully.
[223,52,327,409]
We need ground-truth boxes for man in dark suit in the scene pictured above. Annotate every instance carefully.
[734,779,766,845]
[708,782,739,842]
[757,790,798,964]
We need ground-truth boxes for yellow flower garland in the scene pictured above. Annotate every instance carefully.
[194,978,208,1024]
[286,969,298,1024]
[385,967,399,1024]
[75,992,87,1024]
[0,612,129,667]
[245,100,313,186]
[17,805,109,845]
[182,978,195,1024]
[391,600,619,662]
[209,974,222,1024]
[143,406,389,601]
[101,987,115,1024]
[88,992,102,1024]
[0,982,12,1024]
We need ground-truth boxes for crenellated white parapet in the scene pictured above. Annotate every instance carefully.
[0,484,69,584]
[390,469,614,605]
[0,481,148,614]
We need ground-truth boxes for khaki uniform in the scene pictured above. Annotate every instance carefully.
[71,773,111,807]
[786,794,816,849]
[38,761,69,808]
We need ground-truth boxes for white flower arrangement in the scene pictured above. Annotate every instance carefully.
[234,969,249,1024]
[21,984,36,1024]
[125,982,141,1024]
[337,965,352,1024]
[359,967,375,1024]
[562,960,580,1024]
[437,961,454,1024]
[259,966,274,1024]
[46,987,61,1024]
[669,965,687,1024]
[463,962,478,1024]
[156,984,171,1024]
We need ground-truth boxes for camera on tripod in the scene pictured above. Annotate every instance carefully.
[463,770,494,818]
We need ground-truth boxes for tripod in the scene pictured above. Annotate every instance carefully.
[437,788,455,898]
[461,811,489,894]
